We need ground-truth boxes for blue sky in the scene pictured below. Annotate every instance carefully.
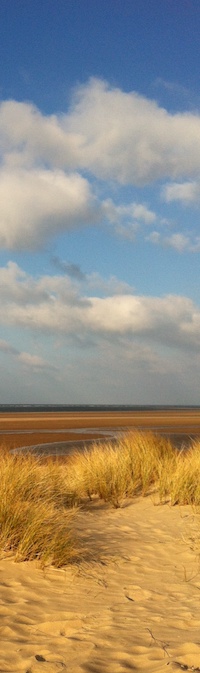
[1,0,200,404]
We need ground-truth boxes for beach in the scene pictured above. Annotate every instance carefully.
[1,408,200,452]
[1,495,200,672]
[1,410,200,671]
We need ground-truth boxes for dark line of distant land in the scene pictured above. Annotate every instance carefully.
[0,404,200,413]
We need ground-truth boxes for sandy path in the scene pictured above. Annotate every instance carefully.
[1,497,200,672]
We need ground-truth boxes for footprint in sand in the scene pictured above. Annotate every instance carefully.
[124,584,152,602]
[26,657,66,673]
[36,617,84,638]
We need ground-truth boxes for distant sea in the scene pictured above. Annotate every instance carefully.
[0,404,199,413]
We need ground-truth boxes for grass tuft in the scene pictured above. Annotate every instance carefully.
[63,431,178,506]
[0,452,78,566]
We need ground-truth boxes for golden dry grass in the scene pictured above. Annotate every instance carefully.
[1,431,200,567]
[0,450,79,566]
[162,439,200,506]
[63,431,178,507]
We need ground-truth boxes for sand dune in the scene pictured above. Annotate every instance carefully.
[1,496,200,672]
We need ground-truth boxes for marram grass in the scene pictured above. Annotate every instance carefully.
[1,432,200,566]
[64,431,178,507]
[0,451,78,566]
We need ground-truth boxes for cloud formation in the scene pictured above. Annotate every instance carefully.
[103,198,157,240]
[0,99,77,170]
[1,79,200,250]
[1,80,200,401]
[1,262,200,354]
[0,169,99,249]
[147,230,200,253]
[66,78,200,184]
[162,181,200,204]
[103,199,156,225]
[0,79,200,185]
[1,260,200,403]
[2,79,200,185]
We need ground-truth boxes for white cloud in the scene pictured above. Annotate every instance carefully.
[147,230,200,254]
[1,80,200,250]
[0,260,88,307]
[164,233,191,252]
[102,198,156,241]
[0,161,160,250]
[162,181,200,204]
[0,169,99,249]
[2,263,200,403]
[1,263,200,353]
[0,99,78,170]
[103,199,156,225]
[66,78,200,184]
[1,79,200,187]
[147,231,161,245]
[112,221,139,241]
[85,272,134,295]
[149,232,192,253]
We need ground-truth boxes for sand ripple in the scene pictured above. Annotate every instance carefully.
[1,497,200,672]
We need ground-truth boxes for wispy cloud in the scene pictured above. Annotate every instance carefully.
[153,77,191,96]
[51,257,86,281]
[162,180,200,205]
[103,198,156,241]
[147,230,200,253]
[0,337,56,371]
[18,352,55,369]
[0,339,18,355]
[103,199,156,225]
[152,77,195,108]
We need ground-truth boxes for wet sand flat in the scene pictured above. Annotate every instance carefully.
[0,409,200,449]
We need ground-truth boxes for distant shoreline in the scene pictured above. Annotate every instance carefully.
[1,404,200,413]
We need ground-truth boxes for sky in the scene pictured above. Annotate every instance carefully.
[1,0,200,404]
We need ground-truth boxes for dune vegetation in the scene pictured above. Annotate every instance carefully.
[0,431,200,566]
